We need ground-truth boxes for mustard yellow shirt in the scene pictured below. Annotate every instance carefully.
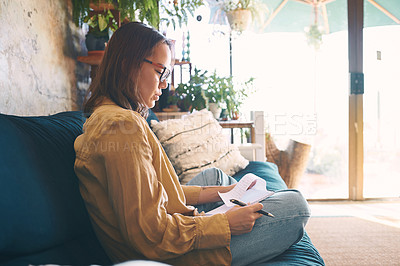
[74,99,231,265]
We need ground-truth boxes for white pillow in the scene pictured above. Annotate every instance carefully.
[151,109,249,184]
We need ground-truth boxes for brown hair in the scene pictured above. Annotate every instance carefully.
[83,22,173,117]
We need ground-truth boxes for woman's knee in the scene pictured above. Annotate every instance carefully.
[187,167,226,186]
[268,190,311,221]
[274,190,310,243]
[283,190,310,216]
[201,167,236,186]
[202,167,223,186]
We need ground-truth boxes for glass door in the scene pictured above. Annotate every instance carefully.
[178,0,400,200]
[363,24,400,198]
[234,1,349,199]
[235,30,349,199]
[187,0,350,199]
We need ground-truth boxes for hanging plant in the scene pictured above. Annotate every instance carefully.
[208,0,269,33]
[225,8,252,32]
[305,23,323,50]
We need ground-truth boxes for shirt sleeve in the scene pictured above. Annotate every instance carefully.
[97,114,230,260]
[181,185,201,205]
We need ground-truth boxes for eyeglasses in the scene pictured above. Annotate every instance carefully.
[143,59,171,83]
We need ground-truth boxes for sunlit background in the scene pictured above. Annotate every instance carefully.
[165,1,400,199]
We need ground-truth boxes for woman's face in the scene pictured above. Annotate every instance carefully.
[137,43,172,108]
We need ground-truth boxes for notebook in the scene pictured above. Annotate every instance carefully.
[206,173,275,215]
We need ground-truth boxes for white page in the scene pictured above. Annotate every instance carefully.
[205,204,233,216]
[206,173,274,215]
[218,174,258,207]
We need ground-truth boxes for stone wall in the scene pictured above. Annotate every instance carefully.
[0,0,89,115]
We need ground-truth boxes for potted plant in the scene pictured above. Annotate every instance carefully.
[84,8,118,51]
[73,0,203,64]
[175,68,255,119]
[205,70,255,120]
[214,0,269,32]
[166,90,181,111]
[72,1,119,52]
[225,76,255,119]
[204,71,231,119]
[174,68,208,112]
[72,0,204,32]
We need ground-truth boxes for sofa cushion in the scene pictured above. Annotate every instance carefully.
[233,161,287,191]
[0,112,110,265]
[147,108,159,124]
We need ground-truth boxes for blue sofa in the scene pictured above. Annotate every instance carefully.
[0,111,324,266]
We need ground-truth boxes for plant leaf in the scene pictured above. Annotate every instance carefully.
[98,15,108,31]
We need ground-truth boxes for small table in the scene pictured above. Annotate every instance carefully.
[218,120,256,144]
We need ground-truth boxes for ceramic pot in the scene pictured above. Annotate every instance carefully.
[208,103,222,119]
[85,32,109,51]
[226,9,252,32]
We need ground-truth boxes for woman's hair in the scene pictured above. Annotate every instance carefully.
[83,22,173,116]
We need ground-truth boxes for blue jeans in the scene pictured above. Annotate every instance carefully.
[187,168,311,266]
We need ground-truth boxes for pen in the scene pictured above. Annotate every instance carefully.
[230,199,275,217]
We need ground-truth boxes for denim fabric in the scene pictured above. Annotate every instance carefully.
[187,168,311,266]
[233,162,325,265]
[186,168,237,213]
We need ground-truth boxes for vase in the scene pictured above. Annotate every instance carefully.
[208,103,222,119]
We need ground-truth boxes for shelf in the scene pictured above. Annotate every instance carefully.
[77,50,104,65]
[174,59,191,65]
[89,3,116,11]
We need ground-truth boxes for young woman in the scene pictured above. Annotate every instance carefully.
[74,22,310,266]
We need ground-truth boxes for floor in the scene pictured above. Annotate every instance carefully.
[306,200,400,265]
[308,200,400,228]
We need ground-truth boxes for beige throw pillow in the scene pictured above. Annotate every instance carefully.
[151,109,249,184]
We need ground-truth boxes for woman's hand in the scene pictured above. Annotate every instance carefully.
[225,203,263,235]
